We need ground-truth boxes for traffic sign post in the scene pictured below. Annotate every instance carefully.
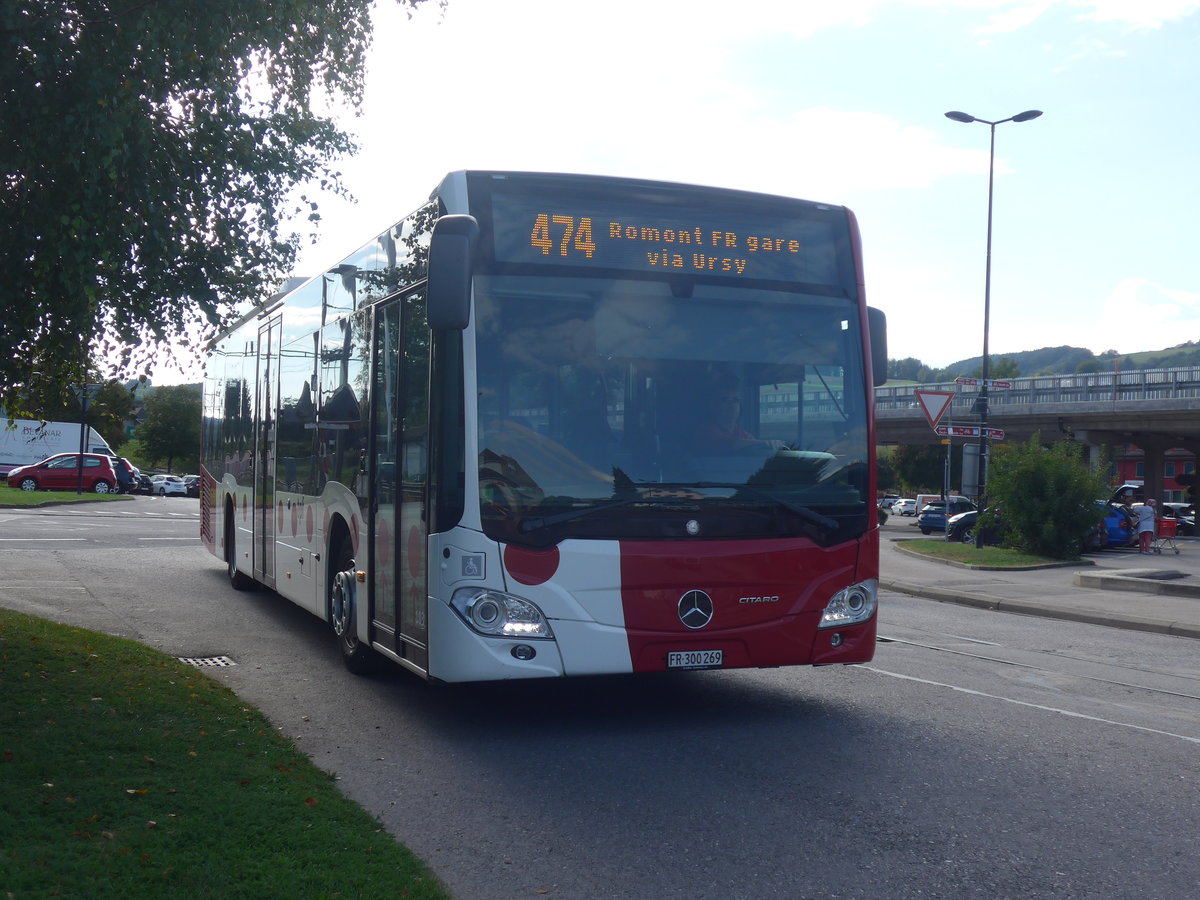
[914,390,955,430]
[935,424,1005,441]
[954,377,1012,390]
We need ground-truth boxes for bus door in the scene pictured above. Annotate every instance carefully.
[369,292,430,672]
[254,316,281,588]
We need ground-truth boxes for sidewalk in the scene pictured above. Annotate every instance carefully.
[879,535,1200,639]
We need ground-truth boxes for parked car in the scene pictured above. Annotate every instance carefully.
[1086,501,1137,550]
[109,457,138,494]
[1110,483,1144,505]
[135,473,154,494]
[182,474,200,498]
[917,497,977,534]
[878,495,900,511]
[946,508,1005,545]
[150,474,188,496]
[1159,502,1195,536]
[893,498,917,516]
[6,453,119,494]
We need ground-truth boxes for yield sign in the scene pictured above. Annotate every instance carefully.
[914,390,955,429]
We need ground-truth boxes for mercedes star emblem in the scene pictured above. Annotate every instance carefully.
[678,590,714,629]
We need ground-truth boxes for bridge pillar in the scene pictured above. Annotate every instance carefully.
[1134,436,1173,505]
[1071,430,1120,477]
[1171,442,1200,501]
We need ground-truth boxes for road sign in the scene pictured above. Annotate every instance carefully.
[935,424,1005,440]
[914,390,955,429]
[954,377,1012,389]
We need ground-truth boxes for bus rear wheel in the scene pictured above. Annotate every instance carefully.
[330,536,378,675]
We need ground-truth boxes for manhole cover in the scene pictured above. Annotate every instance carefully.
[177,655,237,668]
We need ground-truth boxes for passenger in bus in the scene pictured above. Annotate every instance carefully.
[693,376,783,454]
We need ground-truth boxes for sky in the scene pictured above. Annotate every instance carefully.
[155,0,1200,381]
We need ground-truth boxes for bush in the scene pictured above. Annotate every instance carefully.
[984,436,1109,559]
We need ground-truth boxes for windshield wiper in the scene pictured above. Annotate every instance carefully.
[687,482,840,533]
[518,481,840,537]
[518,493,689,533]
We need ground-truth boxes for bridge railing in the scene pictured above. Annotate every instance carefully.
[875,365,1200,411]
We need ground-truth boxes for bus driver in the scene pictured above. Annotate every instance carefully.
[693,375,783,454]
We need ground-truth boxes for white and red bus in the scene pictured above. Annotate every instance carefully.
[200,171,887,682]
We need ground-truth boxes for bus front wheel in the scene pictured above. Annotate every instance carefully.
[330,536,378,675]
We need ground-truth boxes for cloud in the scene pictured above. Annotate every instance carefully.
[1081,278,1200,355]
[1072,0,1200,29]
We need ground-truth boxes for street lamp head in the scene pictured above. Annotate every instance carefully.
[1012,109,1043,122]
[944,111,976,123]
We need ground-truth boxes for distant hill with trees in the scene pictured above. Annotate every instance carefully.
[887,341,1200,383]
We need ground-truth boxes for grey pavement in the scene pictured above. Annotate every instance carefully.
[880,532,1200,639]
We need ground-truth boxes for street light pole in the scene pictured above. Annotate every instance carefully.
[944,109,1042,547]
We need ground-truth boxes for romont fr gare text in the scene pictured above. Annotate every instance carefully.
[609,221,802,275]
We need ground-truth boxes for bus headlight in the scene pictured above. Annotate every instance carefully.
[819,579,877,628]
[450,588,554,639]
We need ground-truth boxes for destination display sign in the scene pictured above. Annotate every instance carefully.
[488,190,847,285]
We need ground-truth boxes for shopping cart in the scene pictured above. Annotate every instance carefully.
[1152,516,1180,555]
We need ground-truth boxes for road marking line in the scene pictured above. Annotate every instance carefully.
[863,666,1200,745]
[0,538,87,543]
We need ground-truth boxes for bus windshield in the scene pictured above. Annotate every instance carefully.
[473,273,871,546]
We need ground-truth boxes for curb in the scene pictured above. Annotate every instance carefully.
[1074,569,1200,599]
[881,577,1200,640]
[0,495,135,509]
[893,539,1094,571]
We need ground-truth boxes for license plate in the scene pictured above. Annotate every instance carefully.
[667,649,724,669]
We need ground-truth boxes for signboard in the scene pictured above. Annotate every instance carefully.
[954,377,1012,389]
[486,178,847,284]
[935,424,1005,440]
[914,390,955,429]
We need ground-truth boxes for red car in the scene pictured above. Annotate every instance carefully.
[6,453,120,494]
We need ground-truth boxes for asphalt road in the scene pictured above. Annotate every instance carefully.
[2,499,1198,899]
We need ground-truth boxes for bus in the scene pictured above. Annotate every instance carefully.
[200,171,887,683]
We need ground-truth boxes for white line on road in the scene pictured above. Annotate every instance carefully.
[0,538,87,543]
[863,665,1200,745]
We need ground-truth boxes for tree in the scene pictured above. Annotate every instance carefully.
[887,357,934,383]
[19,372,137,451]
[971,356,1020,380]
[985,435,1110,560]
[1,0,438,415]
[136,384,201,473]
[889,443,960,496]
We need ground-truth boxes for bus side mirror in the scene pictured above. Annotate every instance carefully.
[427,214,479,330]
[867,306,887,386]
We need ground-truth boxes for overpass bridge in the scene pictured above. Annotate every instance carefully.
[874,366,1200,503]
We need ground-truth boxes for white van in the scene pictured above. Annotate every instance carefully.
[0,419,114,476]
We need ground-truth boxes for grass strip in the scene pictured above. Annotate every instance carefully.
[0,485,129,507]
[900,540,1068,568]
[0,608,449,900]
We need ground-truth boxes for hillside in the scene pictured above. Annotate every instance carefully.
[890,341,1200,382]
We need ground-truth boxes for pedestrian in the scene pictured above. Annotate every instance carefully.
[1137,499,1157,553]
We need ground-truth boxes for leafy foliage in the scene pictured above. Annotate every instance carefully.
[1,0,437,415]
[135,384,201,472]
[13,374,138,452]
[889,442,960,496]
[984,435,1110,559]
[969,356,1020,380]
